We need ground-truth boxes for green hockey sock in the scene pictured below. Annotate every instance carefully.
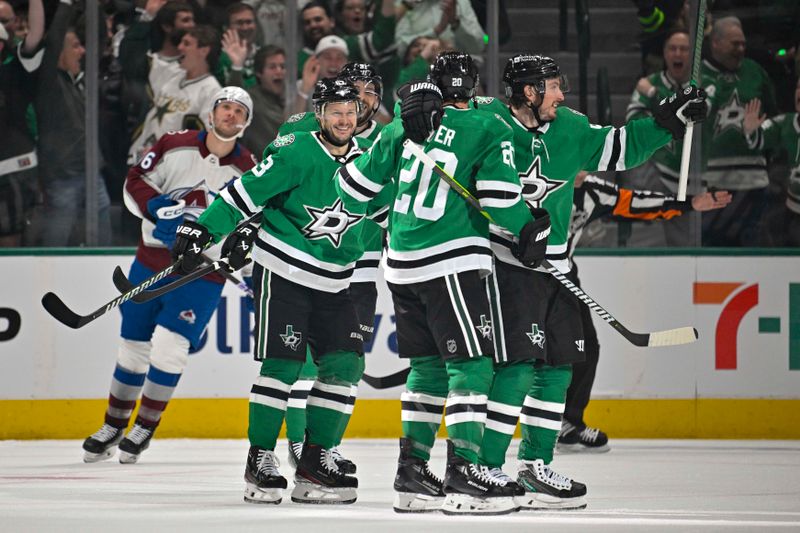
[306,350,361,449]
[284,350,317,442]
[445,356,493,464]
[334,355,364,446]
[481,360,535,467]
[401,356,448,461]
[518,364,572,464]
[248,358,303,449]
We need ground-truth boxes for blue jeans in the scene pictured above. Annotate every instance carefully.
[40,173,111,246]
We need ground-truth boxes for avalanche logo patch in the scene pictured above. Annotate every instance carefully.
[179,309,196,325]
[302,198,363,247]
[280,325,302,351]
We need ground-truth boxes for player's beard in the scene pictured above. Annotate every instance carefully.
[320,122,354,147]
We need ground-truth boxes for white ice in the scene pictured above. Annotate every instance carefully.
[1,439,799,532]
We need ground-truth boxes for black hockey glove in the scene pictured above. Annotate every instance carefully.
[654,85,708,140]
[399,81,443,144]
[171,220,212,274]
[221,223,258,271]
[514,208,551,269]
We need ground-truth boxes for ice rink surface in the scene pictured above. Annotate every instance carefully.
[1,439,799,532]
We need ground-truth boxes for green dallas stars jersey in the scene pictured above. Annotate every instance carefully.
[198,131,381,292]
[473,97,671,273]
[700,58,777,190]
[747,112,800,214]
[626,70,690,193]
[336,107,533,285]
[275,113,385,283]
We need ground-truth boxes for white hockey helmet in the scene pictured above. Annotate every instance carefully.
[209,86,254,141]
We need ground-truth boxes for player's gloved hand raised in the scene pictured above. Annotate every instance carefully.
[147,195,185,248]
[399,81,443,144]
[514,207,551,269]
[654,85,708,140]
[221,223,258,271]
[171,220,212,274]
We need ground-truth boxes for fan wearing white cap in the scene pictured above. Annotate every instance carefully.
[294,34,349,114]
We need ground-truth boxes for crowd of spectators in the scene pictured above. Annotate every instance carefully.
[0,0,797,247]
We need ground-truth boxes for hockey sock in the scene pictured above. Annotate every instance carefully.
[135,365,182,428]
[445,356,493,464]
[307,350,361,449]
[480,360,535,468]
[249,358,303,450]
[402,356,448,461]
[284,350,317,442]
[333,354,364,446]
[105,364,146,428]
[518,364,573,464]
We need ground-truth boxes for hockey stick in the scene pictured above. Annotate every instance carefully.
[403,139,698,347]
[41,261,180,329]
[676,0,707,201]
[112,254,254,299]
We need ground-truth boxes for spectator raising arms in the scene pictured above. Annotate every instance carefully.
[128,25,222,166]
[218,2,260,88]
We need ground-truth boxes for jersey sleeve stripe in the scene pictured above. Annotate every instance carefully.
[340,163,382,198]
[599,128,622,171]
[476,180,521,193]
[370,205,390,228]
[224,179,259,216]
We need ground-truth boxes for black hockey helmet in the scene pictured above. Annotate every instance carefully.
[339,62,383,101]
[503,54,569,98]
[429,51,479,100]
[312,76,362,113]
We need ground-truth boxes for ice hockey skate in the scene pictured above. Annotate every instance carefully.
[118,423,155,464]
[441,440,519,516]
[557,421,610,453]
[82,423,125,463]
[288,441,357,474]
[393,437,445,513]
[292,442,357,504]
[516,458,587,510]
[244,446,287,504]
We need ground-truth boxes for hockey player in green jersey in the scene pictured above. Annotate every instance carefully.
[273,64,385,471]
[743,78,800,246]
[172,78,385,505]
[336,52,551,515]
[462,54,707,509]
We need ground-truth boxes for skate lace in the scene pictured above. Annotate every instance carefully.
[321,448,342,474]
[470,464,507,487]
[330,447,347,463]
[580,426,600,443]
[290,441,303,459]
[126,425,153,445]
[559,421,576,438]
[485,467,514,485]
[255,449,281,477]
[533,461,572,490]
[90,424,120,442]
[423,463,443,485]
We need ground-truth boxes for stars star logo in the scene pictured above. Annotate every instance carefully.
[302,198,363,248]
[714,89,745,136]
[280,325,302,351]
[519,156,566,208]
[475,314,493,340]
[526,323,545,348]
[153,100,172,125]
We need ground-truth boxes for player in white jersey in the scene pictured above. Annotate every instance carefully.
[82,87,257,464]
[128,26,222,165]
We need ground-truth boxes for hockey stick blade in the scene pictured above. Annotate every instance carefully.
[41,262,179,329]
[404,139,700,348]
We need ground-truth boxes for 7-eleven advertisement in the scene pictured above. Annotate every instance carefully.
[0,254,798,400]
